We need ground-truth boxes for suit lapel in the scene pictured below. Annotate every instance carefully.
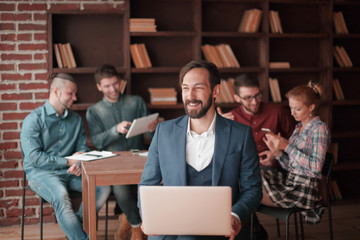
[174,116,188,186]
[212,114,230,186]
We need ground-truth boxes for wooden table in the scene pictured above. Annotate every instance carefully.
[81,151,147,240]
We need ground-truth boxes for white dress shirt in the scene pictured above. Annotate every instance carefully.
[186,114,216,172]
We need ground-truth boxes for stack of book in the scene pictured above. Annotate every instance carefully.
[237,8,263,33]
[269,62,290,69]
[269,77,282,102]
[333,11,349,34]
[201,44,240,68]
[130,18,157,32]
[269,10,283,34]
[148,88,177,105]
[333,45,353,67]
[332,78,345,100]
[53,43,77,68]
[130,44,152,68]
[216,78,236,103]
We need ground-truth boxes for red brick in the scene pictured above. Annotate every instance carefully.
[6,208,23,218]
[18,23,46,31]
[2,93,32,101]
[34,53,46,60]
[19,83,48,90]
[1,53,32,61]
[19,63,47,71]
[0,142,17,151]
[0,180,19,189]
[35,73,49,81]
[25,197,40,206]
[3,151,22,160]
[34,13,47,21]
[3,132,20,140]
[3,112,29,121]
[1,33,16,41]
[0,102,17,111]
[0,217,19,227]
[35,92,49,99]
[1,13,31,21]
[34,33,46,41]
[1,73,31,81]
[17,33,32,41]
[18,43,47,51]
[0,84,16,91]
[20,102,43,110]
[0,3,15,11]
[0,23,15,31]
[0,122,17,130]
[43,206,55,215]
[0,63,15,71]
[0,43,15,51]
[18,3,47,11]
[43,214,56,224]
[4,170,23,179]
[50,4,80,11]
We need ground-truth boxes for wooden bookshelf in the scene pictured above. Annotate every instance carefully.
[47,0,360,202]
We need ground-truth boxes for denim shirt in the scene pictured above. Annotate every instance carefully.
[21,101,89,178]
[86,95,152,151]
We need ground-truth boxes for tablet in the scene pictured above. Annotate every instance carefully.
[139,186,232,236]
[125,113,159,139]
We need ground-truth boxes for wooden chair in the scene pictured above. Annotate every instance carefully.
[252,152,334,240]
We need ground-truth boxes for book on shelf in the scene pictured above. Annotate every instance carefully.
[269,62,290,69]
[119,79,127,95]
[130,18,157,32]
[330,179,342,201]
[269,77,282,103]
[53,44,63,68]
[201,44,240,68]
[148,88,177,105]
[53,43,77,69]
[333,45,353,68]
[216,78,236,104]
[269,10,283,34]
[130,43,152,68]
[333,11,349,34]
[332,78,345,100]
[237,8,263,33]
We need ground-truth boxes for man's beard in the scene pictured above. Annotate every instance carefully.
[242,102,260,114]
[184,94,213,119]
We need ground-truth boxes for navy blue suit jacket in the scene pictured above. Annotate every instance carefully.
[139,114,262,240]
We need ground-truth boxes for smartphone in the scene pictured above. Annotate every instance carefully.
[261,128,272,133]
[130,149,140,154]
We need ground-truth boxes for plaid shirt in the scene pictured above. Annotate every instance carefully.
[279,116,330,178]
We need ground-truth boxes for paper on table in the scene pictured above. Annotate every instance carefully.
[126,113,159,139]
[65,150,117,161]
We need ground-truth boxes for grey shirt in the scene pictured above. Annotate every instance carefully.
[86,95,152,151]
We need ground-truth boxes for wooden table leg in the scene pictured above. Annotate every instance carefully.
[88,176,97,240]
[81,164,89,234]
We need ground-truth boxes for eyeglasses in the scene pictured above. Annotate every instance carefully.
[239,92,262,102]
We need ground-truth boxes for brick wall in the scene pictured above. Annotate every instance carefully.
[0,0,125,227]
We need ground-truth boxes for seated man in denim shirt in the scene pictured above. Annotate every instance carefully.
[21,73,111,240]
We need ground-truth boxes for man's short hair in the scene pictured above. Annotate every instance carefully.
[179,60,220,90]
[233,74,260,95]
[50,73,76,90]
[94,64,118,84]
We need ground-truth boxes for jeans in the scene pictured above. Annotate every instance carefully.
[28,169,111,240]
[112,184,141,226]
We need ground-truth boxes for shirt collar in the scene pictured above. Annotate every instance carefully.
[186,113,216,138]
[45,100,68,118]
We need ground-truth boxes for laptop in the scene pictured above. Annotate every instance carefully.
[139,186,232,236]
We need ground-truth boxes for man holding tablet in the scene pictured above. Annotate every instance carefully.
[138,60,262,240]
[86,64,158,240]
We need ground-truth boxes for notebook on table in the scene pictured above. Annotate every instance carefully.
[139,186,232,236]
